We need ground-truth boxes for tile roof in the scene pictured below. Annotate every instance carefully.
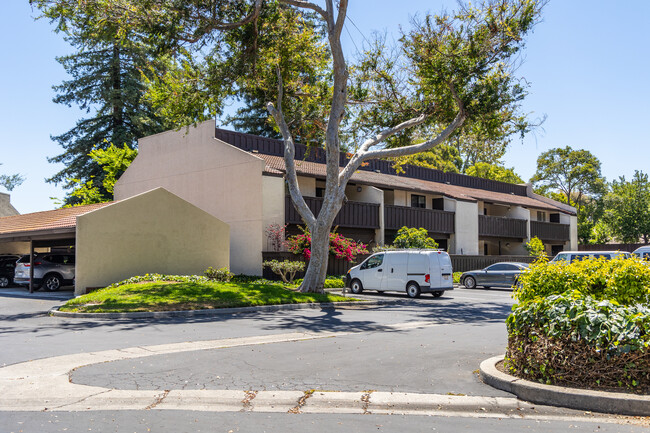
[0,202,114,236]
[256,154,571,214]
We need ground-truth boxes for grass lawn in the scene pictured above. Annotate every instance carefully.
[60,280,355,313]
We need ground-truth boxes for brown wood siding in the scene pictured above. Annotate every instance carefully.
[578,243,648,252]
[216,128,529,196]
[384,205,454,233]
[285,196,380,229]
[478,215,527,239]
[530,221,570,242]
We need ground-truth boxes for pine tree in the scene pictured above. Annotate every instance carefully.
[42,23,174,204]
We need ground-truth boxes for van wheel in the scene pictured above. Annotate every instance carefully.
[463,276,476,289]
[406,282,421,298]
[350,279,364,294]
[432,291,443,298]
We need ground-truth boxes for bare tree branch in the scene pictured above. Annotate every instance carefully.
[278,0,327,20]
[357,114,428,153]
[266,67,316,228]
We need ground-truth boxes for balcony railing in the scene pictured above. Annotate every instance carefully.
[285,196,380,229]
[478,215,527,239]
[384,205,455,234]
[531,220,570,242]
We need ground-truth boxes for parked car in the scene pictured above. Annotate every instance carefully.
[346,249,453,298]
[14,253,75,291]
[0,255,20,288]
[460,262,530,289]
[632,246,650,260]
[550,251,632,263]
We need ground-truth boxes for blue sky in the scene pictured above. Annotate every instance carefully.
[2,1,649,214]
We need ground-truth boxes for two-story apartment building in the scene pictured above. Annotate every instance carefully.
[115,120,577,276]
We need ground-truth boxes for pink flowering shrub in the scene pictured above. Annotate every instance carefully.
[287,227,368,262]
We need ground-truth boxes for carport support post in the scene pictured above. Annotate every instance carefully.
[29,241,34,293]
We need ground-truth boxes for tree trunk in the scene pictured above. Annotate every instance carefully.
[298,222,331,293]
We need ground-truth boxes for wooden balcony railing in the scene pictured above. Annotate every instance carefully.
[285,196,380,229]
[478,215,527,239]
[384,205,455,234]
[531,220,570,242]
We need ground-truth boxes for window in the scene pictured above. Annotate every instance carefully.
[411,194,426,208]
[361,254,384,270]
[316,187,325,198]
[487,264,517,271]
[432,198,444,210]
[537,211,546,222]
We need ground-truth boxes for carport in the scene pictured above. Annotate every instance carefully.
[0,202,111,293]
[0,188,230,295]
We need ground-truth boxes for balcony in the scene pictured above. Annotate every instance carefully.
[285,196,380,229]
[479,215,527,239]
[384,205,455,234]
[531,220,570,242]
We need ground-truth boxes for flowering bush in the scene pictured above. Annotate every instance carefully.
[265,223,287,252]
[287,227,368,262]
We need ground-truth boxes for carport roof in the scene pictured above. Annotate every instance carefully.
[0,202,113,240]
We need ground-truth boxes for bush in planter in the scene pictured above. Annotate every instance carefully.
[263,260,305,284]
[506,257,650,392]
[204,267,234,282]
[393,227,438,249]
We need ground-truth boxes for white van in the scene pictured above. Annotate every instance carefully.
[345,250,453,298]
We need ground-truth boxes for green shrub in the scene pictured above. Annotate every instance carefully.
[204,267,234,282]
[514,257,650,306]
[263,260,305,284]
[506,293,650,391]
[524,236,546,258]
[293,275,345,288]
[453,272,462,284]
[393,226,439,249]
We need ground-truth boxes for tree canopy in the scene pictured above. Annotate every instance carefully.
[604,171,650,244]
[531,146,605,209]
[0,164,24,192]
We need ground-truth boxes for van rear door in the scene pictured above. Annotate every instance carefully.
[438,252,453,288]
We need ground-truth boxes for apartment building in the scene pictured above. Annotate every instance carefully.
[115,120,577,276]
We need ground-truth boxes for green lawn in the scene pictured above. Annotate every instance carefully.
[60,280,355,313]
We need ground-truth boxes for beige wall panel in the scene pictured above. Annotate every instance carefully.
[453,200,479,255]
[114,120,264,275]
[75,188,229,295]
[0,242,29,255]
[262,176,286,251]
[0,193,19,217]
[297,176,316,197]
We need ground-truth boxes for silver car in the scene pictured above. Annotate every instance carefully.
[14,253,75,291]
[460,262,530,289]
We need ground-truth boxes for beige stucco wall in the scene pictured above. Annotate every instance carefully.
[0,193,19,217]
[262,175,286,251]
[569,215,578,250]
[453,200,479,255]
[297,176,316,197]
[346,185,385,245]
[114,120,264,275]
[75,188,229,295]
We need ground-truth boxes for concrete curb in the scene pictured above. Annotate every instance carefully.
[479,355,650,417]
[48,299,402,320]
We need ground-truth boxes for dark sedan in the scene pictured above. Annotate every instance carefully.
[0,255,20,288]
[460,262,530,289]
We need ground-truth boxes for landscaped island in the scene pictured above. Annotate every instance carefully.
[59,274,353,313]
[506,257,650,394]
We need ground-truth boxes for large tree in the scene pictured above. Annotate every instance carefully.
[33,2,178,204]
[531,146,605,209]
[604,171,650,244]
[48,0,545,292]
